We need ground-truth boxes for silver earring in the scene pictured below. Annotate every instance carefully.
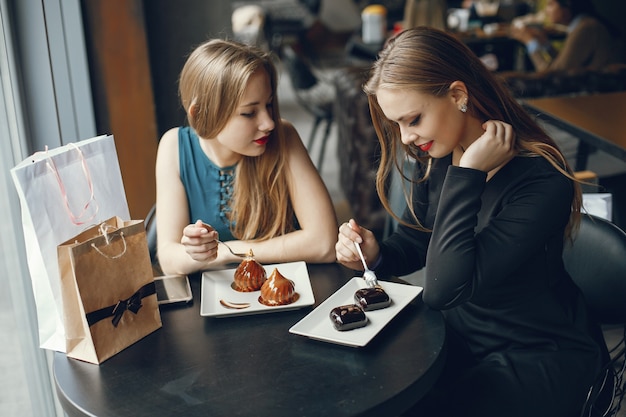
[460,100,468,113]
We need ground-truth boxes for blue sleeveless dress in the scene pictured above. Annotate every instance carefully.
[178,127,236,241]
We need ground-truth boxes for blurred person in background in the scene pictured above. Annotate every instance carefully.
[510,0,623,72]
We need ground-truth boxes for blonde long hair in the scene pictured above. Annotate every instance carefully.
[364,27,582,239]
[178,39,295,240]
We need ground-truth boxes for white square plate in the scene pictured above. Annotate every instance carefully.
[200,261,315,317]
[289,278,423,347]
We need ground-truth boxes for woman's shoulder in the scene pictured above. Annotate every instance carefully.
[157,127,181,158]
[156,127,182,174]
[160,126,201,152]
[159,127,181,147]
[279,119,298,138]
[277,119,307,152]
[575,15,612,38]
[511,153,561,171]
[507,156,572,188]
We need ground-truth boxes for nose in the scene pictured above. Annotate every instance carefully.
[260,108,275,133]
[399,127,417,146]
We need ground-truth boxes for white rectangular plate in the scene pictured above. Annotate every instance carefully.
[201,261,315,317]
[289,278,423,347]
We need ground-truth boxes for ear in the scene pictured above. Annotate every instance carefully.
[188,103,199,121]
[448,80,468,107]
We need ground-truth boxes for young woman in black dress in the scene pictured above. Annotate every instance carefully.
[335,27,606,417]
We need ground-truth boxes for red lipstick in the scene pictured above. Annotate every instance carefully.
[418,141,433,152]
[254,136,269,145]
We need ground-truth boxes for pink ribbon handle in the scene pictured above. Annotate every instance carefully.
[45,143,100,226]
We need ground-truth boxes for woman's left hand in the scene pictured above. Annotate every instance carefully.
[459,120,516,173]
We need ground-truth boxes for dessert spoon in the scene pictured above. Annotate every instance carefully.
[218,240,247,258]
[353,241,380,288]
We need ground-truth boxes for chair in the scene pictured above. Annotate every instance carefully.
[383,153,415,239]
[144,204,158,266]
[281,44,335,171]
[563,214,626,416]
[231,4,268,49]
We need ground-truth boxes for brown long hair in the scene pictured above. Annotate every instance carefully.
[364,27,582,239]
[179,39,295,240]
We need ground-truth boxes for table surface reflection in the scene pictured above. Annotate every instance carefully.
[524,91,626,168]
[54,263,446,417]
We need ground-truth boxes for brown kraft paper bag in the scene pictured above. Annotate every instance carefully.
[58,216,162,364]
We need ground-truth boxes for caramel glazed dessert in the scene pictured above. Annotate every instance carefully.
[233,249,266,292]
[259,268,299,306]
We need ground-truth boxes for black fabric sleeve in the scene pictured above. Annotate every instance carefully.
[374,159,438,279]
[375,211,431,278]
[424,164,573,310]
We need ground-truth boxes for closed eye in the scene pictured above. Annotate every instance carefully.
[409,115,421,127]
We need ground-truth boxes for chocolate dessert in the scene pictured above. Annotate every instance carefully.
[354,287,391,311]
[330,304,368,331]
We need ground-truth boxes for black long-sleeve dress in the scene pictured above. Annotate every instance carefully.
[376,154,606,417]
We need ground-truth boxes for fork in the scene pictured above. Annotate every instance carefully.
[218,240,247,258]
[353,241,380,288]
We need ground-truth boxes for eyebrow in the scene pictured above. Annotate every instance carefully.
[390,111,415,123]
[240,95,274,108]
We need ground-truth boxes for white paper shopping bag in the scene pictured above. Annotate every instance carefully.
[10,134,130,352]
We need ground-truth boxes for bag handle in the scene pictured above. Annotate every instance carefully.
[90,223,127,259]
[45,143,100,225]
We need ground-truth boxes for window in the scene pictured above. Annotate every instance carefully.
[0,0,95,414]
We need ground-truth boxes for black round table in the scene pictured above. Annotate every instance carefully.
[54,263,446,417]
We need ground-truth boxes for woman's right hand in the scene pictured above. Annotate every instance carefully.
[335,219,380,271]
[510,23,547,46]
[180,220,219,263]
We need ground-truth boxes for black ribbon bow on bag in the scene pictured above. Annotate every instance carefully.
[111,292,143,327]
[86,282,156,327]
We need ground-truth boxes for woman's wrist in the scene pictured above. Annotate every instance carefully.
[370,253,383,270]
[525,38,541,53]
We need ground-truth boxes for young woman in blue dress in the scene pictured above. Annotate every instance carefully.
[156,39,337,275]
